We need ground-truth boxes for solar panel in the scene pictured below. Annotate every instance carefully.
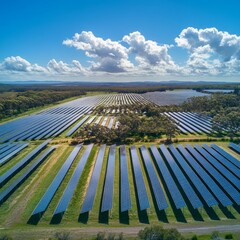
[0,139,51,186]
[80,144,106,213]
[229,142,240,154]
[140,145,168,211]
[192,144,240,205]
[32,144,82,216]
[203,144,239,177]
[168,145,218,207]
[150,145,186,209]
[197,145,240,190]
[159,144,202,209]
[54,144,94,215]
[120,145,131,212]
[184,144,233,207]
[66,115,89,137]
[177,144,232,207]
[0,147,55,204]
[211,144,240,169]
[130,145,150,211]
[0,143,29,166]
[101,145,116,212]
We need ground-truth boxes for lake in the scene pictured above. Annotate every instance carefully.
[142,89,209,105]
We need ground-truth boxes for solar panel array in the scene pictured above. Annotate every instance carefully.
[229,142,240,154]
[0,142,29,166]
[168,145,218,207]
[140,145,168,211]
[119,145,131,212]
[130,145,150,211]
[54,144,94,215]
[185,145,233,207]
[101,145,116,212]
[164,112,213,134]
[159,144,202,209]
[0,139,51,186]
[0,146,55,204]
[80,144,106,214]
[32,144,82,216]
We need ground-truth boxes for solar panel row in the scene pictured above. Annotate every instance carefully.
[80,144,106,214]
[32,144,82,216]
[229,142,240,154]
[0,146,55,204]
[101,145,116,212]
[150,145,186,209]
[54,144,94,215]
[159,144,202,209]
[168,145,218,207]
[140,145,168,211]
[120,145,131,212]
[0,139,51,186]
[130,145,150,211]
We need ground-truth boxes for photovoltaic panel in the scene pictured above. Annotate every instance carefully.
[195,145,240,190]
[191,144,240,205]
[211,144,240,169]
[120,145,131,212]
[229,142,240,154]
[80,144,106,214]
[0,139,51,186]
[202,144,240,177]
[66,115,89,137]
[168,144,218,207]
[130,145,150,211]
[177,144,232,207]
[159,144,202,209]
[150,145,186,209]
[0,147,55,204]
[0,143,29,166]
[140,145,168,211]
[32,144,82,216]
[54,144,94,215]
[101,145,116,212]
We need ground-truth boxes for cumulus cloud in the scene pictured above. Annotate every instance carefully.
[123,31,174,66]
[63,31,133,72]
[47,59,86,74]
[175,27,240,75]
[0,56,46,73]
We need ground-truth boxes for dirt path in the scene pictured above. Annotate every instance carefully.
[1,223,240,239]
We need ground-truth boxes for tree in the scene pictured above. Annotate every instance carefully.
[212,111,240,139]
[138,225,185,240]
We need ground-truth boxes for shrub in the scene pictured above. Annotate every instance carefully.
[225,233,233,239]
[54,232,71,240]
[96,232,106,240]
[191,235,198,240]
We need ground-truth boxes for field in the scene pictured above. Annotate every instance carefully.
[0,93,240,239]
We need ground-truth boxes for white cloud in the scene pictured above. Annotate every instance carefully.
[63,31,133,72]
[47,59,86,75]
[123,31,174,66]
[175,27,240,75]
[0,56,46,73]
[1,28,240,81]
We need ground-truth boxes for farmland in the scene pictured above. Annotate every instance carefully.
[0,92,239,239]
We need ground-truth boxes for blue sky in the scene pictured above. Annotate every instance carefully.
[0,0,240,82]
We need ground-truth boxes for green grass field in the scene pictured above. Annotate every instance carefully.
[0,140,239,240]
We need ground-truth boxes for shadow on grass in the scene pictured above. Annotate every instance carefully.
[78,212,89,224]
[129,148,149,224]
[50,212,64,224]
[98,210,109,224]
[219,205,236,219]
[119,211,130,225]
[27,213,43,225]
[233,204,240,214]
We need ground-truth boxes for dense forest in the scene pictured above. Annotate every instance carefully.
[0,89,86,120]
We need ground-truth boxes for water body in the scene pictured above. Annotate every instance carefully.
[143,89,209,106]
[203,89,234,93]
